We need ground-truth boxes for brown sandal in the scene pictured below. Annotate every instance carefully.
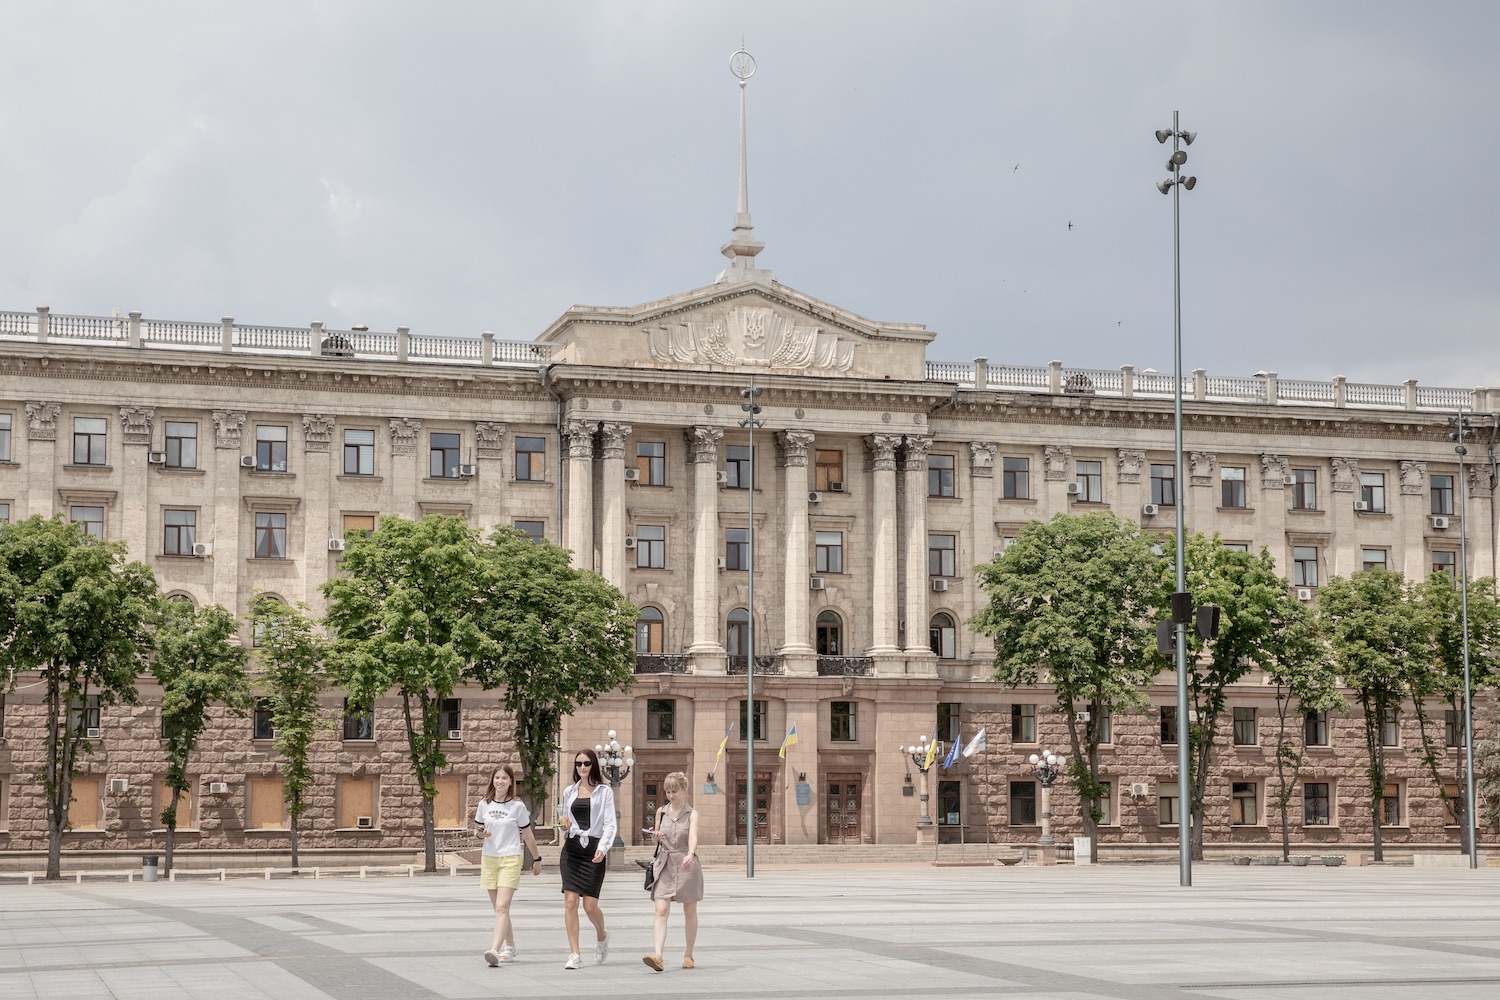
[682,956,695,969]
[643,955,663,972]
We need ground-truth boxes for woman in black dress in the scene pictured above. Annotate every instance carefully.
[558,747,616,969]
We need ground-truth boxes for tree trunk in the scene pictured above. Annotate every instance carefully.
[290,796,301,871]
[45,669,69,881]
[422,789,436,872]
[164,787,181,873]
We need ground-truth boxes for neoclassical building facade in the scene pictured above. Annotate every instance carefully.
[1,258,1496,860]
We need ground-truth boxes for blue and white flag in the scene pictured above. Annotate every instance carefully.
[941,732,962,769]
[961,727,987,758]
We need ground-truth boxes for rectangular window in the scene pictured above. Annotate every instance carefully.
[928,454,956,498]
[1160,706,1178,745]
[164,421,198,470]
[1381,782,1401,826]
[1232,707,1257,746]
[343,514,376,537]
[0,502,9,525]
[739,699,767,742]
[830,701,857,741]
[1075,460,1102,502]
[937,703,961,744]
[635,441,666,485]
[68,777,103,830]
[438,698,461,737]
[1002,457,1030,499]
[1381,712,1400,747]
[1445,709,1461,749]
[725,528,749,571]
[1359,472,1386,512]
[163,509,197,555]
[343,429,375,476]
[1293,546,1319,588]
[1444,782,1462,826]
[928,533,956,577]
[1221,467,1247,508]
[1010,704,1036,743]
[253,698,274,740]
[1230,781,1258,825]
[1091,781,1114,826]
[254,512,287,559]
[433,776,463,829]
[1433,550,1456,578]
[1292,469,1317,510]
[1158,789,1180,826]
[337,776,378,829]
[647,699,675,741]
[1304,710,1329,747]
[813,530,842,574]
[725,445,752,489]
[1009,781,1037,825]
[636,524,666,569]
[514,520,545,543]
[515,436,546,481]
[1362,548,1388,572]
[429,432,461,478]
[249,777,288,829]
[73,416,107,465]
[255,425,288,473]
[68,694,101,734]
[1304,781,1331,826]
[342,699,374,741]
[1085,709,1112,746]
[1431,475,1455,516]
[71,506,104,540]
[0,413,10,462]
[1222,542,1249,552]
[815,449,845,492]
[1150,464,1177,506]
[156,777,197,830]
[937,779,962,827]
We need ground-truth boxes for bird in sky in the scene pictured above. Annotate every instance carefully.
[1013,164,1019,173]
[1068,221,1073,230]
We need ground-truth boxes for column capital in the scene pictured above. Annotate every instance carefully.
[212,410,246,450]
[1330,456,1358,493]
[901,434,934,469]
[865,433,902,472]
[778,429,816,467]
[1260,453,1290,490]
[474,421,508,460]
[119,406,156,447]
[301,413,335,453]
[969,441,997,477]
[390,417,422,457]
[25,401,61,441]
[1116,448,1144,484]
[599,421,632,461]
[686,425,724,463]
[564,418,597,460]
[1043,444,1071,481]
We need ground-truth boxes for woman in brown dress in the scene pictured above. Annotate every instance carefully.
[641,771,702,971]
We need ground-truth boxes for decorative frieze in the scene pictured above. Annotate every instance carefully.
[564,418,596,460]
[1043,444,1071,481]
[118,406,155,446]
[1189,451,1217,487]
[778,429,815,468]
[301,413,336,453]
[1259,453,1289,490]
[865,433,902,472]
[25,401,60,441]
[474,421,508,461]
[686,425,724,464]
[1116,449,1145,484]
[1331,457,1358,493]
[969,441,997,477]
[212,410,246,450]
[599,422,632,462]
[1398,460,1426,495]
[645,304,857,373]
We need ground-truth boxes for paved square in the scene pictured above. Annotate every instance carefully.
[2,863,1498,999]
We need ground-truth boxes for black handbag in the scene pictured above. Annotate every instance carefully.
[643,808,663,892]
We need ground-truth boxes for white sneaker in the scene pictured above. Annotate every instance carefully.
[594,932,609,964]
[483,949,499,967]
[564,953,582,970]
[498,945,515,963]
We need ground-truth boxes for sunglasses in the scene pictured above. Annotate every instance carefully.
[575,760,592,767]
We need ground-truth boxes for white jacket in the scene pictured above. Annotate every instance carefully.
[559,780,617,849]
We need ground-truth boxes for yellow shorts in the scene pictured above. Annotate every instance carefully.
[481,854,523,890]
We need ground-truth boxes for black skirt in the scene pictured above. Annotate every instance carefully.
[559,835,607,898]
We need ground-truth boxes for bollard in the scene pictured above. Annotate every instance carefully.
[142,856,159,883]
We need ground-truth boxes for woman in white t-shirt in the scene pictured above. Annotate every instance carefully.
[474,765,542,966]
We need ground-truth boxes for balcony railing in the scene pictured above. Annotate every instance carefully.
[726,655,785,675]
[816,656,875,676]
[634,653,690,674]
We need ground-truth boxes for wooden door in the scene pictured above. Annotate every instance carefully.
[826,773,863,844]
[734,771,771,844]
[640,771,668,844]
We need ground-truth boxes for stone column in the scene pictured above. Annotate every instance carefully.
[474,421,508,531]
[1466,465,1496,578]
[1330,457,1358,578]
[1259,454,1290,577]
[969,442,999,662]
[598,422,632,587]
[902,435,934,657]
[564,418,596,572]
[1043,444,1072,514]
[24,401,60,519]
[687,426,724,662]
[211,410,247,611]
[118,406,154,561]
[1398,460,1427,580]
[1116,448,1146,526]
[301,414,335,608]
[778,430,816,669]
[1189,450,1218,540]
[867,433,903,655]
[389,417,422,519]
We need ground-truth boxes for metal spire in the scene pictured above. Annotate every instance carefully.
[718,46,770,283]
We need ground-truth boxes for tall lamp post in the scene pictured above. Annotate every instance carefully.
[593,730,634,850]
[740,377,763,878]
[1156,112,1198,888]
[1028,749,1067,849]
[1450,412,1479,869]
[905,736,937,829]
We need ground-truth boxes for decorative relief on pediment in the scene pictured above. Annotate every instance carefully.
[26,401,60,441]
[1189,451,1217,487]
[1398,460,1426,495]
[301,413,335,453]
[646,305,856,373]
[1116,449,1145,484]
[1043,445,1071,481]
[969,441,997,477]
[1260,453,1289,491]
[1331,457,1358,493]
[474,422,508,461]
[390,417,422,457]
[212,410,246,450]
[119,406,155,446]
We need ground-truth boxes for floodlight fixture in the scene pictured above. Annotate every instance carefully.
[1182,176,1197,190]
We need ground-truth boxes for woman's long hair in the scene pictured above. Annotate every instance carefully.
[482,765,517,805]
[572,747,602,789]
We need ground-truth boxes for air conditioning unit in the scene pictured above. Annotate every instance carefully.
[328,537,346,551]
[1296,587,1313,601]
[828,481,844,492]
[716,556,727,570]
[1075,711,1091,723]
[1066,482,1082,495]
[240,455,256,468]
[108,778,129,794]
[1432,515,1450,529]
[808,491,824,504]
[147,451,166,464]
[447,729,462,741]
[809,576,826,591]
[716,471,729,485]
[86,727,102,739]
[208,781,229,795]
[356,816,374,829]
[457,464,477,478]
[1353,500,1370,512]
[931,578,950,592]
[624,468,640,482]
[192,541,213,557]
[1282,474,1296,486]
[624,536,637,549]
[1142,503,1159,517]
[1129,782,1151,798]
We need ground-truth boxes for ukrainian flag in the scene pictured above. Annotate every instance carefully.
[779,724,798,759]
[715,725,733,765]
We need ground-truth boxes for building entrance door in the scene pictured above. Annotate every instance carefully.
[826,773,863,844]
[734,771,771,844]
[640,771,668,844]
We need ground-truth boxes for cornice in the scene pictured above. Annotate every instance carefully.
[553,366,951,416]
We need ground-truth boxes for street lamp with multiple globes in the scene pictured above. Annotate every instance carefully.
[593,730,634,849]
[905,736,937,829]
[1028,749,1067,848]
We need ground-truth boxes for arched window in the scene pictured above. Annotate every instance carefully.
[251,594,286,648]
[726,608,750,656]
[929,612,956,660]
[635,607,664,653]
[816,610,843,656]
[164,592,196,607]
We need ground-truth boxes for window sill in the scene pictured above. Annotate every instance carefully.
[629,483,674,491]
[334,826,383,832]
[158,467,205,476]
[1070,500,1110,508]
[423,477,472,484]
[248,470,296,479]
[999,496,1037,504]
[151,828,201,834]
[244,827,291,834]
[1217,506,1254,513]
[337,474,383,482]
[512,479,553,487]
[341,738,378,745]
[63,464,112,472]
[1355,510,1392,518]
[248,558,292,564]
[1288,508,1324,515]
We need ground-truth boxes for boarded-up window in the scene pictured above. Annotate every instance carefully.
[69,777,103,830]
[338,777,377,829]
[249,777,287,829]
[434,777,463,829]
[155,777,197,830]
[343,514,376,536]
[0,775,10,831]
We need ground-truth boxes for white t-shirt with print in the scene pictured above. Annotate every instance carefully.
[474,798,532,858]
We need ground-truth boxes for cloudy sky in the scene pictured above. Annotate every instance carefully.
[3,1,1496,388]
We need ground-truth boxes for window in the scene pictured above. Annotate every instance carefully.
[928,454,956,497]
[1304,710,1329,747]
[73,416,107,465]
[725,445,752,489]
[1150,464,1177,507]
[71,506,104,540]
[739,699,767,742]
[68,777,103,830]
[815,450,844,492]
[1381,782,1401,826]
[1433,550,1456,578]
[163,509,196,555]
[254,513,287,559]
[1090,781,1114,826]
[1160,706,1178,744]
[1158,789,1180,826]
[938,780,962,827]
[1291,469,1317,510]
[1221,467,1247,508]
[343,429,375,476]
[635,524,665,568]
[1362,548,1388,572]
[1293,546,1319,588]
[1230,781,1258,825]
[1359,472,1386,512]
[164,421,197,469]
[636,441,666,485]
[1075,460,1102,502]
[1002,457,1029,499]
[438,698,461,737]
[929,613,956,659]
[830,701,857,741]
[1304,782,1331,826]
[1221,542,1249,552]
[343,514,376,537]
[429,432,461,478]
[155,777,197,830]
[726,528,750,571]
[1444,783,1462,826]
[815,610,842,655]
[928,533,956,577]
[433,777,463,829]
[727,608,750,656]
[0,502,9,525]
[251,596,285,648]
[814,531,842,574]
[515,519,545,543]
[1381,712,1400,747]
[1011,704,1036,744]
[1445,709,1461,748]
[647,699,675,740]
[635,607,664,653]
[249,777,288,829]
[937,703,961,744]
[255,425,288,472]
[337,776,378,829]
[1009,781,1037,825]
[253,698,274,740]
[1085,709,1111,746]
[342,699,374,741]
[515,436,546,481]
[68,694,101,735]
[1232,707,1257,746]
[0,413,10,462]
[1431,475,1455,516]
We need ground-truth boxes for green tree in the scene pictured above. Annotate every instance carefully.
[1474,699,1500,833]
[1319,569,1424,861]
[972,512,1167,859]
[0,516,157,880]
[1263,600,1342,860]
[250,595,329,870]
[152,600,251,873]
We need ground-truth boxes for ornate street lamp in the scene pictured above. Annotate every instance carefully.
[1028,748,1067,848]
[593,729,634,849]
[905,736,937,828]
